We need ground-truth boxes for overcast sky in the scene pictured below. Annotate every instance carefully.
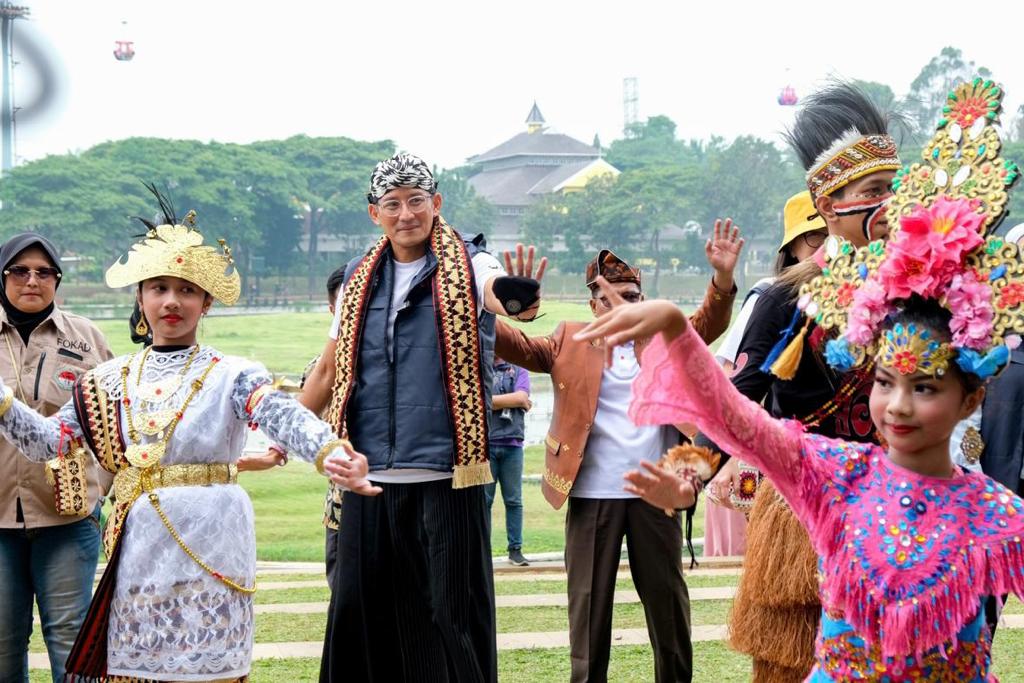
[9,0,1024,171]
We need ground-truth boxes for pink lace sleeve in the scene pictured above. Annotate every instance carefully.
[630,326,810,506]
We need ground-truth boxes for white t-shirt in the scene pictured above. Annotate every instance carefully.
[328,250,504,483]
[570,341,675,498]
[328,251,503,341]
[715,276,776,365]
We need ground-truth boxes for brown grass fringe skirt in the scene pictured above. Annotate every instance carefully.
[727,479,820,681]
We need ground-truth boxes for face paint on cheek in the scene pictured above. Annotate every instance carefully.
[832,193,893,242]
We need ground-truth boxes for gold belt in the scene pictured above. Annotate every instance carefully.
[112,462,253,594]
[113,463,238,506]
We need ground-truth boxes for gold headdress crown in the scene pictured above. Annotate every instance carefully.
[792,77,1022,380]
[886,78,1018,229]
[105,221,241,305]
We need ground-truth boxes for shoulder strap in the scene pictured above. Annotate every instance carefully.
[72,371,125,473]
[741,281,772,308]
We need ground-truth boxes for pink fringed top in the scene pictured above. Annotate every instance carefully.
[631,326,1024,680]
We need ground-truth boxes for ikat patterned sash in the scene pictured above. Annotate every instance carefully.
[327,219,492,488]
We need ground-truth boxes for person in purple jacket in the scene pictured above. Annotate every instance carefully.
[485,356,532,565]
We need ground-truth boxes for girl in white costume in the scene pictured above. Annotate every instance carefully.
[0,195,376,682]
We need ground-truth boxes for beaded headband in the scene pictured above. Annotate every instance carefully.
[878,323,954,377]
[796,77,1022,380]
[806,130,902,199]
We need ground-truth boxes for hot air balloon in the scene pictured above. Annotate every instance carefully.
[778,84,798,106]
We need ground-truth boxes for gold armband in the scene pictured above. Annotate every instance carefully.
[0,387,14,418]
[315,438,352,475]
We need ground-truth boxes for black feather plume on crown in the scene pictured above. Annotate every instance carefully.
[128,182,179,236]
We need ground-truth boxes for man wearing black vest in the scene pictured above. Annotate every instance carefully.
[300,153,545,683]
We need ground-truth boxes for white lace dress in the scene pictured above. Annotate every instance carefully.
[0,345,339,681]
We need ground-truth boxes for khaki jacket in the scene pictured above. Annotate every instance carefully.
[0,307,113,528]
[494,281,734,509]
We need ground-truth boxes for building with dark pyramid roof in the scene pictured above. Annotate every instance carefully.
[467,103,619,252]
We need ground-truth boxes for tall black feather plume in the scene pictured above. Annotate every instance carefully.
[129,182,179,236]
[784,81,900,171]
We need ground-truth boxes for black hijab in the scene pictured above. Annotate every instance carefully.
[0,232,62,344]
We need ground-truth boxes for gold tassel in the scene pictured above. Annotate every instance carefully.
[770,320,811,380]
[452,462,494,488]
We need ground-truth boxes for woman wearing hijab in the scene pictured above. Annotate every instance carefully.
[0,232,112,682]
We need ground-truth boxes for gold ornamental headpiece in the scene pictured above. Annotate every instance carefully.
[790,77,1023,381]
[886,78,1018,230]
[806,130,901,199]
[105,211,241,305]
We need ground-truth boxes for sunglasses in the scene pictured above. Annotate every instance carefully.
[3,265,61,283]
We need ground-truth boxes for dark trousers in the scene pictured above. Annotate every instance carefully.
[320,480,497,683]
[0,506,101,683]
[566,497,692,683]
[324,526,338,582]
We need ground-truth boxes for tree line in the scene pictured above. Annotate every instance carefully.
[1,47,1020,296]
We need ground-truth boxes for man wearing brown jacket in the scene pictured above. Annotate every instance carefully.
[494,220,742,683]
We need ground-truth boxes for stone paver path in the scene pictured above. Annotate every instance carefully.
[32,561,1022,673]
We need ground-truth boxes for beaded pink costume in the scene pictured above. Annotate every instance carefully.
[631,327,1024,681]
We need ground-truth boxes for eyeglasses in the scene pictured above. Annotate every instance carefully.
[377,194,433,218]
[800,231,827,249]
[597,292,642,307]
[3,266,61,283]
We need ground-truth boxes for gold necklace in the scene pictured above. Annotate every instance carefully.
[121,351,221,469]
[133,344,202,404]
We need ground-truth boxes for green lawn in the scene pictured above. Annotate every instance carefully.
[228,643,754,683]
[91,301,595,377]
[500,641,752,683]
[245,445,706,562]
[241,461,332,562]
[256,586,330,605]
[94,312,336,376]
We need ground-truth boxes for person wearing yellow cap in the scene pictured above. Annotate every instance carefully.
[713,191,826,374]
[701,192,825,560]
[696,82,901,682]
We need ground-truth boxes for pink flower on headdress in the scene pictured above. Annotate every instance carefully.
[846,277,893,345]
[947,271,994,351]
[877,196,985,300]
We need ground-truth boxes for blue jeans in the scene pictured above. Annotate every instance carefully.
[0,505,101,683]
[485,444,524,552]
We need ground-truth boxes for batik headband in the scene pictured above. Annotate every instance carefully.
[806,130,901,199]
[367,153,438,204]
[585,249,641,288]
[795,78,1022,380]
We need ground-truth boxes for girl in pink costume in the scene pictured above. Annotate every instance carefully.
[580,78,1024,682]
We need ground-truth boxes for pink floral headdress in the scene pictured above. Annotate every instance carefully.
[798,78,1022,379]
